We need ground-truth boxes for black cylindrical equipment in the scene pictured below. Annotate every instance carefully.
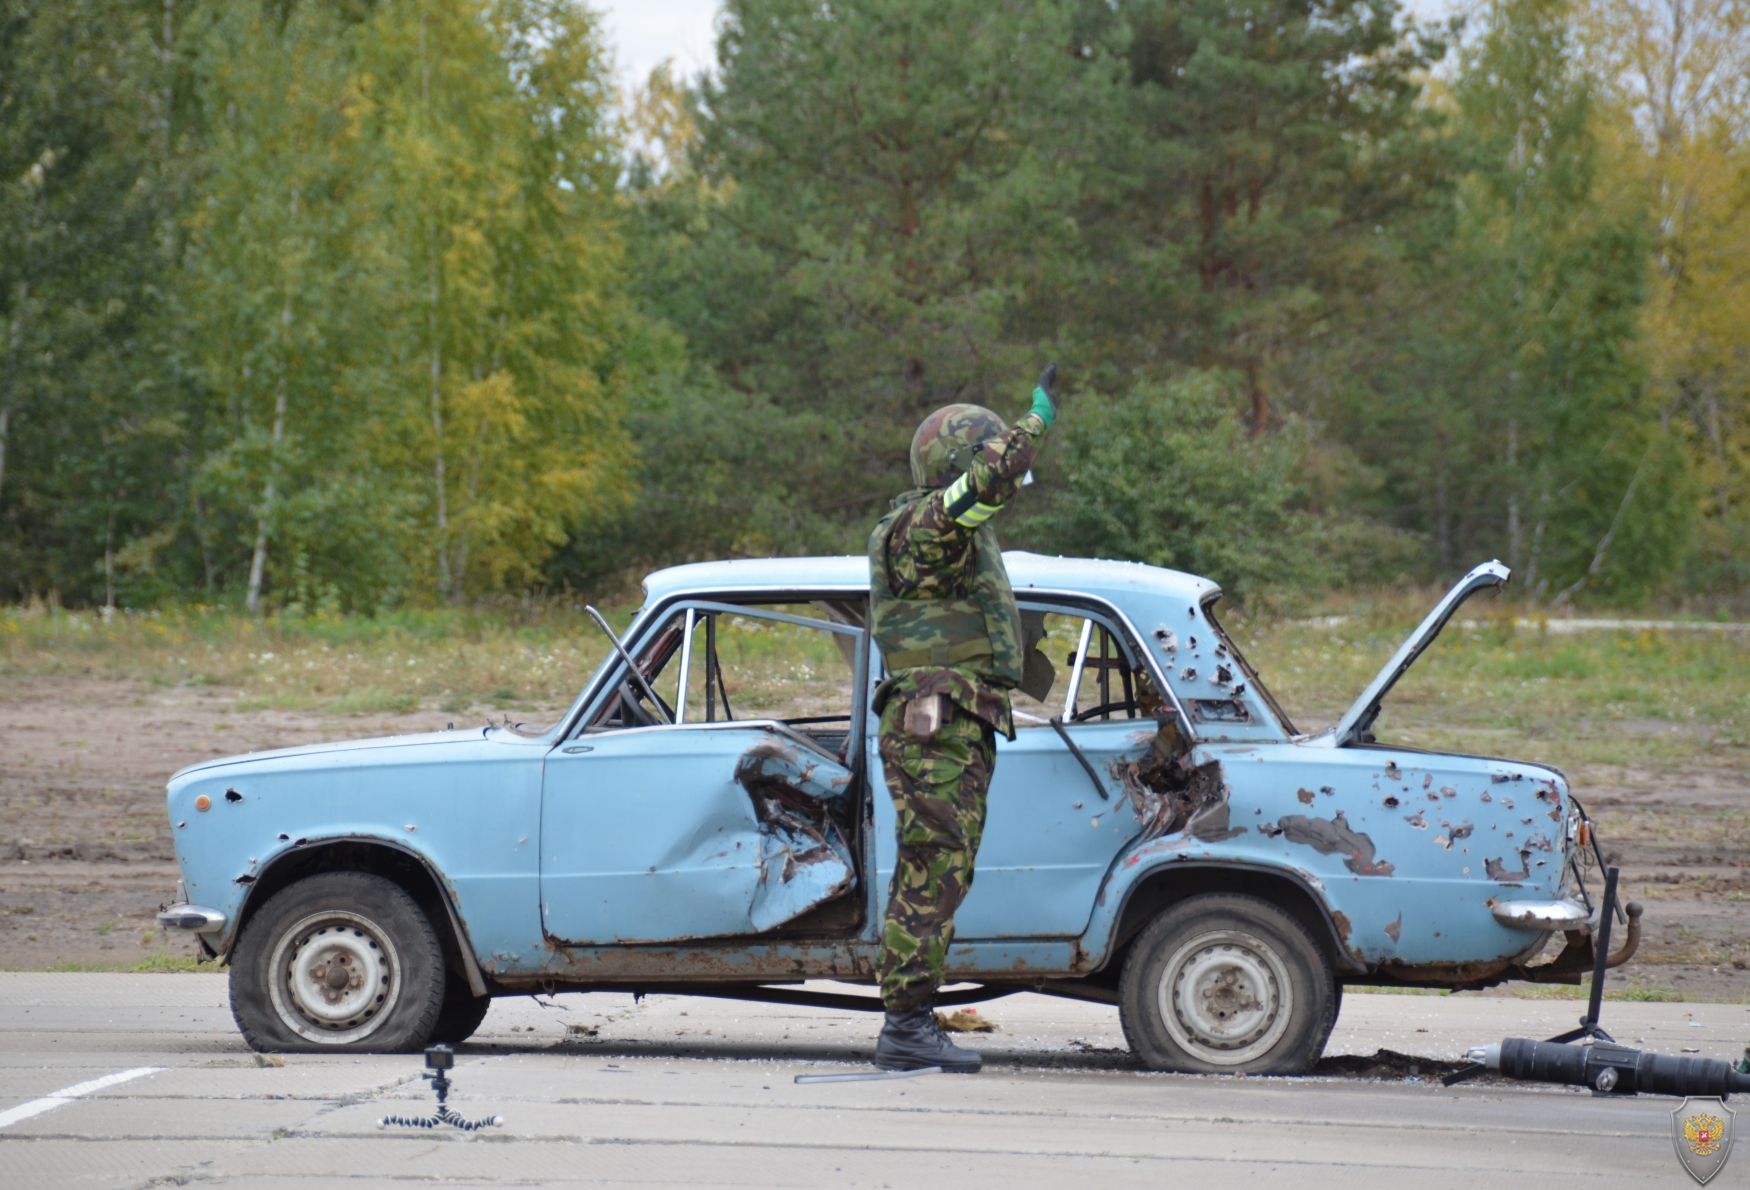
[1468,1038,1750,1097]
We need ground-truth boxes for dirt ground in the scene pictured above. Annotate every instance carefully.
[0,675,569,971]
[2,673,1746,1005]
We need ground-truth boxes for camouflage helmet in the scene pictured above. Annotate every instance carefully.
[909,404,1008,488]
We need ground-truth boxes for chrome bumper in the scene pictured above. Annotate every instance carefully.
[1491,897,1590,930]
[157,904,227,931]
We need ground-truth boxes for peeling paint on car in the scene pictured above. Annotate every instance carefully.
[1275,811,1395,876]
[1484,852,1532,881]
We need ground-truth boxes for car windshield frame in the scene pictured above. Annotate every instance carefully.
[1198,593,1297,736]
[560,589,872,748]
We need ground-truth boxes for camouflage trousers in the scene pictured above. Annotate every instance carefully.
[877,702,996,1013]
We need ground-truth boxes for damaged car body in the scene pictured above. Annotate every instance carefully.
[161,555,1633,1070]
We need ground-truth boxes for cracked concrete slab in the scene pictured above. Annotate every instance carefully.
[1,972,1744,1189]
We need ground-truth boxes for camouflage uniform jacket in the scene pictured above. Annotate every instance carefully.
[872,411,1048,739]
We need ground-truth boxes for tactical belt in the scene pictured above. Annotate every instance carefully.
[880,639,994,669]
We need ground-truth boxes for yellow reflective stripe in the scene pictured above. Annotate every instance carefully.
[955,501,1000,528]
[942,473,972,509]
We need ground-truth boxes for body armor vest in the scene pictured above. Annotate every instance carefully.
[868,490,1025,687]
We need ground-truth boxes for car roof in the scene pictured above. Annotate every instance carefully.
[642,552,1220,609]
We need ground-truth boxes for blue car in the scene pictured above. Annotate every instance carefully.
[159,555,1626,1070]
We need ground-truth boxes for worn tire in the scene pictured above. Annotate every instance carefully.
[229,872,446,1054]
[430,973,492,1045]
[1119,893,1336,1074]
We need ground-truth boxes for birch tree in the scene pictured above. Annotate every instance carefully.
[360,0,634,600]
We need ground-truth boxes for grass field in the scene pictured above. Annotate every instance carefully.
[0,601,623,717]
[6,592,1746,738]
[1222,593,1749,770]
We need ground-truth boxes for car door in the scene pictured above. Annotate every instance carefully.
[540,600,866,946]
[943,604,1167,939]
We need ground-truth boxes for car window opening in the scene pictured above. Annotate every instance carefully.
[585,599,866,756]
[1010,605,1165,728]
[1006,604,1208,834]
[1199,594,1296,736]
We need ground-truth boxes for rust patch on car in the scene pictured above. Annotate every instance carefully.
[1275,811,1395,876]
[1372,956,1516,989]
[1297,787,1317,805]
[1484,851,1532,881]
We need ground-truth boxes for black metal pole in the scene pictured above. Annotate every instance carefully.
[1581,867,1619,1035]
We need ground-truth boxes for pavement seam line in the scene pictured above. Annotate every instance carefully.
[0,1066,162,1131]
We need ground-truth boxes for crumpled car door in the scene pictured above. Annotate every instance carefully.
[733,733,857,932]
[540,722,856,945]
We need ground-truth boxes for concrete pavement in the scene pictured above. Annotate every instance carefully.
[3,972,1747,1188]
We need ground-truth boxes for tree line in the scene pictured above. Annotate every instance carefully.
[2,0,1745,611]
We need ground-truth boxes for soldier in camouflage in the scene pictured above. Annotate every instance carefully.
[868,364,1060,1073]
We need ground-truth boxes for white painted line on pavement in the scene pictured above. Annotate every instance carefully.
[0,1066,162,1130]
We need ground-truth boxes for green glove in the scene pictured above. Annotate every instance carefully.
[1030,362,1059,427]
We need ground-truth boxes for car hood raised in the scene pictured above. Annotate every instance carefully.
[1306,560,1512,748]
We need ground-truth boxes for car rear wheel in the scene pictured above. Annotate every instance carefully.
[1119,893,1335,1074]
[230,872,447,1053]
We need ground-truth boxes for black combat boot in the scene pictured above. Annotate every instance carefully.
[875,1005,982,1073]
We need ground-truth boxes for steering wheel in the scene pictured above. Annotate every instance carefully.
[616,681,662,727]
[1069,699,1142,723]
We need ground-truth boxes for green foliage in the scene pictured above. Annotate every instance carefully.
[0,0,1739,607]
[1329,0,1695,601]
[1024,371,1391,596]
[1027,373,1313,592]
[0,0,652,610]
[1065,0,1452,425]
[0,0,195,605]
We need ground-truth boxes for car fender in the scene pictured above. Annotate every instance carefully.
[1080,849,1367,974]
[214,833,489,997]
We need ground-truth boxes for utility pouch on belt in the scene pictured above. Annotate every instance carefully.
[902,693,952,742]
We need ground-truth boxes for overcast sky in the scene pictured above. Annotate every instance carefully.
[594,0,722,86]
[591,0,1466,88]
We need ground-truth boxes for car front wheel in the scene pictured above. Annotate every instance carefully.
[1119,893,1336,1074]
[230,871,447,1053]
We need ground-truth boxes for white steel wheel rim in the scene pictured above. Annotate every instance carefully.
[1157,928,1293,1066]
[268,910,402,1045]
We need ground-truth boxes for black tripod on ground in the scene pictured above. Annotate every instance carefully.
[378,1044,504,1130]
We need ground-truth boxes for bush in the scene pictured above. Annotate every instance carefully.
[1021,371,1399,598]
